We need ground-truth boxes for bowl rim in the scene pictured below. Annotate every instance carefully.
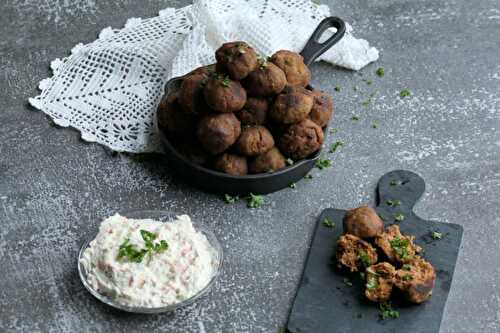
[77,210,223,314]
[159,76,326,181]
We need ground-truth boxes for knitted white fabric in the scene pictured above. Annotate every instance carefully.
[29,0,379,153]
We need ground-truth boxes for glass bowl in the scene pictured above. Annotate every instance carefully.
[77,210,223,313]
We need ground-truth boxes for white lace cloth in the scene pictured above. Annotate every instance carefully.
[29,0,379,153]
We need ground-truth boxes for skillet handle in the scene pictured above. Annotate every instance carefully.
[299,17,346,66]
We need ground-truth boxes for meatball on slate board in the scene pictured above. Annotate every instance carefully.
[287,170,463,333]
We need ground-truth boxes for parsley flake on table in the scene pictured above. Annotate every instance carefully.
[285,158,294,166]
[329,128,338,134]
[372,122,379,129]
[334,85,341,92]
[246,193,264,208]
[304,174,313,180]
[386,199,401,207]
[394,213,405,222]
[376,67,385,77]
[343,278,353,287]
[379,302,399,320]
[329,141,344,153]
[400,89,411,98]
[315,157,332,170]
[351,115,360,121]
[390,180,399,186]
[289,182,296,189]
[431,231,443,240]
[224,193,239,204]
[323,218,335,228]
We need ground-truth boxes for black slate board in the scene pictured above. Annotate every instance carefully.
[287,170,463,333]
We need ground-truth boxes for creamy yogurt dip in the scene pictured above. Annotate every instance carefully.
[80,213,217,308]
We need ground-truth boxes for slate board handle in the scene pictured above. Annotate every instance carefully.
[376,170,425,216]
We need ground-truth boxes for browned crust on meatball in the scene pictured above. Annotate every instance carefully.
[197,113,241,154]
[365,262,396,302]
[279,119,324,160]
[336,234,378,272]
[157,92,196,139]
[215,42,258,80]
[214,153,248,176]
[243,61,287,97]
[394,257,436,304]
[270,50,311,87]
[374,225,422,264]
[271,86,314,124]
[203,75,247,113]
[187,64,215,77]
[235,97,269,125]
[236,125,275,157]
[178,73,208,114]
[343,206,384,239]
[249,147,286,174]
[308,90,333,127]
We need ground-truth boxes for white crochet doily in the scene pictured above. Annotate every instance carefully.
[29,0,379,153]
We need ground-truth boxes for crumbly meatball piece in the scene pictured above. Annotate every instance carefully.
[235,125,274,157]
[394,258,436,304]
[374,225,422,264]
[270,50,311,87]
[215,42,258,80]
[178,73,208,114]
[214,153,248,176]
[157,92,196,139]
[243,60,287,97]
[343,206,384,239]
[174,140,209,166]
[197,113,241,154]
[279,119,324,160]
[203,74,247,113]
[364,262,396,303]
[271,85,314,124]
[249,147,286,174]
[336,234,378,272]
[235,97,269,125]
[308,90,333,127]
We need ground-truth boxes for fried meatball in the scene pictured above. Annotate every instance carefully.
[394,258,436,304]
[215,42,258,80]
[214,153,248,176]
[309,90,333,127]
[157,92,196,139]
[249,147,286,174]
[235,97,269,125]
[236,125,274,157]
[243,60,287,97]
[364,262,396,303]
[178,73,208,114]
[271,85,313,124]
[197,113,241,154]
[270,50,311,87]
[279,119,324,160]
[374,225,422,264]
[203,75,247,113]
[343,206,384,239]
[174,140,209,166]
[336,234,378,272]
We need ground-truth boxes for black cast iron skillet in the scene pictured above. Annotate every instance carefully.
[159,17,346,195]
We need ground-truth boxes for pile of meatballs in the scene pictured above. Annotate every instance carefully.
[336,206,436,304]
[157,41,332,175]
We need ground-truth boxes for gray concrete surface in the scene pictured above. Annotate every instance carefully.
[1,0,499,332]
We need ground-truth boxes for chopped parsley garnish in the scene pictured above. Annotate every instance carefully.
[365,79,373,85]
[402,264,412,271]
[351,116,360,121]
[334,85,341,92]
[400,89,411,98]
[285,158,294,166]
[431,231,443,240]
[117,230,168,263]
[304,174,313,180]
[358,250,372,267]
[246,193,264,208]
[380,302,399,320]
[394,213,405,222]
[224,193,239,204]
[289,182,296,189]
[329,141,344,153]
[389,237,409,259]
[315,157,332,170]
[236,43,247,54]
[376,67,385,77]
[366,275,378,290]
[389,180,399,186]
[386,199,401,206]
[218,75,231,87]
[402,274,414,281]
[343,278,353,287]
[353,85,358,91]
[329,128,338,134]
[323,218,335,228]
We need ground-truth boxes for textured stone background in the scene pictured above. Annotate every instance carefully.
[0,0,499,332]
